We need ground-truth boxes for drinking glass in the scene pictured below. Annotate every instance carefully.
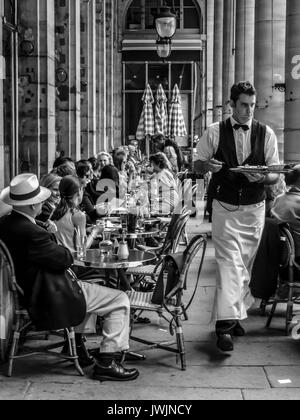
[76,235,87,260]
[127,212,138,233]
[137,207,145,231]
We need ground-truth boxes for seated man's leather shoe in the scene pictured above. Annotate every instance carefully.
[233,322,245,337]
[216,334,234,352]
[61,342,94,368]
[93,359,139,382]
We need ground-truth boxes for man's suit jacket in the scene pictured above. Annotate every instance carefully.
[0,211,86,329]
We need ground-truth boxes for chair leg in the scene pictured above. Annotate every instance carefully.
[260,300,268,317]
[7,331,20,377]
[67,328,84,377]
[286,285,294,336]
[266,299,278,329]
[174,311,186,371]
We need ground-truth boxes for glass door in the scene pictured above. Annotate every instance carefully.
[123,61,194,149]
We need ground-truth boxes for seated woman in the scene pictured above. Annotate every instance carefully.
[37,173,62,222]
[149,153,180,216]
[164,138,184,174]
[164,144,179,174]
[95,164,121,210]
[113,147,135,195]
[76,160,99,224]
[97,151,112,170]
[51,176,103,281]
[88,157,102,180]
[51,175,98,244]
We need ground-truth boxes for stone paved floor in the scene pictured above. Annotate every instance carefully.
[1,216,300,400]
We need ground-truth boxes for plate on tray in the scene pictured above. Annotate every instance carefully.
[230,165,292,174]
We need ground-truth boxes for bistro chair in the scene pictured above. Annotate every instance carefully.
[0,239,84,377]
[266,225,300,335]
[127,234,207,371]
[126,207,192,289]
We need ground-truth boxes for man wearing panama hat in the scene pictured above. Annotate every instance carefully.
[0,174,139,382]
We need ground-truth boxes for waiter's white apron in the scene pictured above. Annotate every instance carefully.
[212,200,265,321]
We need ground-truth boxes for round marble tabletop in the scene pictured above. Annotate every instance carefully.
[73,249,156,270]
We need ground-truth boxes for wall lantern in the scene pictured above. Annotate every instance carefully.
[155,2,177,60]
[156,38,172,59]
[155,4,177,39]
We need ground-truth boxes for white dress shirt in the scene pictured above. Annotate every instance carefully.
[197,117,280,166]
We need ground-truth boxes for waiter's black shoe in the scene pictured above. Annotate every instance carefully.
[216,334,234,352]
[93,359,139,382]
[232,322,245,337]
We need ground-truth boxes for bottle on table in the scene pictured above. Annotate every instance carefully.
[99,231,113,257]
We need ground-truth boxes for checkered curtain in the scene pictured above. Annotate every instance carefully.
[168,84,187,137]
[136,84,155,140]
[155,84,168,136]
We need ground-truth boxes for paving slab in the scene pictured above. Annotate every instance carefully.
[0,358,93,384]
[264,366,300,388]
[131,365,269,389]
[25,383,243,401]
[243,388,300,400]
[0,380,29,400]
[128,339,300,368]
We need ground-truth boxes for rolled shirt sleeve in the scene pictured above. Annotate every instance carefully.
[265,126,281,166]
[196,123,220,162]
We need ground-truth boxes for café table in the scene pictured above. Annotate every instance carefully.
[73,249,156,270]
[100,226,160,249]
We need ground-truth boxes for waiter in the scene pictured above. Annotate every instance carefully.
[197,81,280,352]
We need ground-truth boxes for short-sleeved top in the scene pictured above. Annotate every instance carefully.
[54,212,77,253]
[150,169,180,215]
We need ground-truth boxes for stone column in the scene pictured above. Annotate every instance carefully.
[0,0,4,189]
[55,0,81,161]
[254,0,286,161]
[102,0,107,151]
[18,0,56,177]
[206,0,214,126]
[95,0,103,152]
[105,0,117,151]
[44,0,56,173]
[222,0,235,120]
[213,0,223,122]
[81,0,97,159]
[235,0,255,82]
[285,0,300,163]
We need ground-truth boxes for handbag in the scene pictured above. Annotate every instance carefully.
[27,268,86,331]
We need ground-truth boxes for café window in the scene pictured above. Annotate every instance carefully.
[125,0,202,32]
[123,61,194,148]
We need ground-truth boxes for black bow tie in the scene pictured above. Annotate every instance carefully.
[233,124,249,132]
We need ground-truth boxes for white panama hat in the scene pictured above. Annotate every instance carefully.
[0,174,51,206]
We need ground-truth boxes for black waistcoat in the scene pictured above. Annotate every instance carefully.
[211,118,267,206]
